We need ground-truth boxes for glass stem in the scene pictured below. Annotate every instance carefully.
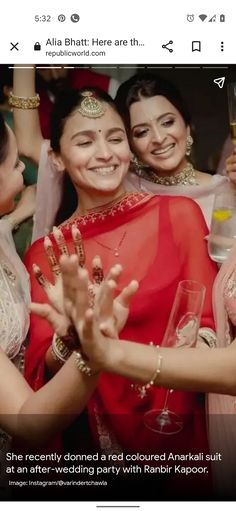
[162,389,173,413]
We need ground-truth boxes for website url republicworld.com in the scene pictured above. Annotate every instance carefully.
[9,479,108,487]
[45,50,106,57]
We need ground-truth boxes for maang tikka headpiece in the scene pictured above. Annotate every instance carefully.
[77,91,106,118]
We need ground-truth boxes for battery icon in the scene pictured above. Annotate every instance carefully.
[220,14,225,22]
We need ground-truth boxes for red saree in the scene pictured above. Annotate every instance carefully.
[24,192,218,497]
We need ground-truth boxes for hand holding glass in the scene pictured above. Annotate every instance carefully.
[228,82,236,145]
[208,187,236,264]
[144,280,206,434]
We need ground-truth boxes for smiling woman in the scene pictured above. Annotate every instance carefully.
[22,83,218,499]
[115,72,229,227]
[49,89,130,217]
[129,94,191,177]
[0,111,120,449]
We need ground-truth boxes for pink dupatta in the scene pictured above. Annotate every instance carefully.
[208,242,236,496]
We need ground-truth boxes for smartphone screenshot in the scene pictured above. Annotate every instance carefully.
[0,1,236,510]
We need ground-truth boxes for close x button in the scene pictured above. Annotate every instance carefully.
[10,42,19,51]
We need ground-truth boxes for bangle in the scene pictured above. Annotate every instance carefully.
[132,345,163,399]
[51,333,72,364]
[9,92,40,109]
[74,351,99,377]
[60,325,81,350]
[198,328,217,349]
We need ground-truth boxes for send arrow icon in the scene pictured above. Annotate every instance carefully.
[213,77,225,88]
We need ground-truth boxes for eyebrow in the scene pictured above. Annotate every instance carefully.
[71,127,125,140]
[131,112,175,131]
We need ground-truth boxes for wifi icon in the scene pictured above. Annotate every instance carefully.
[199,14,207,21]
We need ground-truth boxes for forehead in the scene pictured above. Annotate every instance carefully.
[63,103,125,136]
[130,95,180,123]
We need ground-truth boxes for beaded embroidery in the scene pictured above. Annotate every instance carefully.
[61,192,150,230]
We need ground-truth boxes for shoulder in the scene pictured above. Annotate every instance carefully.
[24,237,45,266]
[160,194,201,211]
[164,195,206,227]
[149,195,205,227]
[195,170,213,185]
[148,193,203,213]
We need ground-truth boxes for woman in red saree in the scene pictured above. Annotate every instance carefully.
[24,87,217,499]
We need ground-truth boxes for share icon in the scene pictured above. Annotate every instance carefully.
[213,77,225,89]
[162,40,173,53]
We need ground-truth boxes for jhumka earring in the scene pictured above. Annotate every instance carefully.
[185,135,193,156]
[131,154,150,176]
[77,91,106,118]
[131,155,143,176]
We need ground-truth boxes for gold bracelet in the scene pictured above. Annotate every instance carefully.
[132,345,163,399]
[51,333,72,364]
[74,351,99,377]
[9,92,40,109]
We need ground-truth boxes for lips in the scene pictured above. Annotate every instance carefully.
[152,143,175,156]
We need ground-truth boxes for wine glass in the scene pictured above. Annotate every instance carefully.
[144,280,206,435]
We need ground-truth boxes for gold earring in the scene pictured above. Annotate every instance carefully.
[131,155,150,175]
[131,155,143,175]
[186,135,193,156]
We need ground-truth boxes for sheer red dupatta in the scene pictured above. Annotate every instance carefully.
[24,193,217,478]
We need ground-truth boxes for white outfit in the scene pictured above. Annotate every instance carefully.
[125,172,228,229]
[0,216,30,495]
[0,217,30,359]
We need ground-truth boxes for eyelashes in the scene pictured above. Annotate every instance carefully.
[162,118,175,127]
[133,129,149,138]
[133,118,175,138]
[76,137,125,146]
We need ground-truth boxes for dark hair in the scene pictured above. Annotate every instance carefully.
[115,72,191,133]
[0,112,9,165]
[0,65,13,104]
[51,87,119,225]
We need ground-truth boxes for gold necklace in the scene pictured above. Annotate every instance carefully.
[138,162,197,186]
[94,231,127,257]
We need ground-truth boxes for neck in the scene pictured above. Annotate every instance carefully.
[74,185,127,216]
[139,161,197,186]
[152,158,189,177]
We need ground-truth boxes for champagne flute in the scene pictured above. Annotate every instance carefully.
[144,280,206,435]
[228,82,236,145]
